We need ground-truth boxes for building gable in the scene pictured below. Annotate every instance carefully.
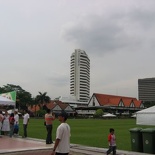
[130,101,135,107]
[118,100,124,107]
[88,94,100,106]
[64,106,74,112]
[122,99,134,107]
[53,105,61,111]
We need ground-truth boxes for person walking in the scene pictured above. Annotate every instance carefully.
[106,128,116,155]
[51,111,70,155]
[45,109,55,144]
[22,109,30,138]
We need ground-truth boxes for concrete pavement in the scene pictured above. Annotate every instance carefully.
[0,136,153,155]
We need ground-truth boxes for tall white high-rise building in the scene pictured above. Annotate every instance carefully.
[70,49,90,102]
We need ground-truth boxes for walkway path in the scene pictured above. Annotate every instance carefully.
[0,136,153,155]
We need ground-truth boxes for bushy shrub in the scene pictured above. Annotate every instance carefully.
[94,109,104,118]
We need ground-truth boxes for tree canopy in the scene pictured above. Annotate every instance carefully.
[0,84,50,111]
[94,109,104,118]
[35,92,51,109]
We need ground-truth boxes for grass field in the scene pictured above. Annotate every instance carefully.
[18,118,153,151]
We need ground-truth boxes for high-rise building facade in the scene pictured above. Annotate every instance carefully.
[70,49,90,102]
[138,77,155,102]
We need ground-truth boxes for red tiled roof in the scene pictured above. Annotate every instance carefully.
[46,101,57,109]
[28,100,70,112]
[54,100,69,109]
[28,105,40,112]
[122,99,133,107]
[94,93,140,107]
[109,98,121,106]
[134,100,142,108]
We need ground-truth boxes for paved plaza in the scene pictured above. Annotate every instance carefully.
[0,136,153,155]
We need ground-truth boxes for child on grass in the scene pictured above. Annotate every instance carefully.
[106,128,116,155]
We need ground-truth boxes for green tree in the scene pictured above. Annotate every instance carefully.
[35,92,50,109]
[94,109,104,118]
[0,84,33,110]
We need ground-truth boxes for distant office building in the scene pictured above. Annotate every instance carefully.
[70,49,90,102]
[138,78,155,102]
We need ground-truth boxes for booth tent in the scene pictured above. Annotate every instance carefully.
[102,113,116,117]
[0,96,15,106]
[136,106,155,125]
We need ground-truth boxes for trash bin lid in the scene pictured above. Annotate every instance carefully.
[129,127,142,132]
[141,128,155,133]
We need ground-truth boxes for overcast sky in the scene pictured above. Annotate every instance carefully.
[0,0,155,99]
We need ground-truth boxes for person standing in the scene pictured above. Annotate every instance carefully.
[2,110,10,136]
[14,110,19,136]
[106,128,116,155]
[0,110,4,137]
[45,109,55,144]
[9,113,15,137]
[51,111,70,155]
[22,109,30,138]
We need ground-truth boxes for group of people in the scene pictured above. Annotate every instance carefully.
[44,108,117,155]
[1,108,116,155]
[0,109,30,139]
[0,110,19,137]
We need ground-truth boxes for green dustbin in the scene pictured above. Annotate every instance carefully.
[141,128,155,154]
[129,128,143,152]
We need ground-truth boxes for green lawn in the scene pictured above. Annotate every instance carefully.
[19,118,154,151]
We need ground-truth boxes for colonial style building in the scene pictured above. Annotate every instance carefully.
[29,100,75,116]
[76,93,144,116]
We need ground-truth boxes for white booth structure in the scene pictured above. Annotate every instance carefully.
[136,106,155,126]
[0,96,15,106]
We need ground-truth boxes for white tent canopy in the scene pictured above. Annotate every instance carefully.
[136,106,155,125]
[0,96,15,106]
[102,113,116,117]
[131,114,136,118]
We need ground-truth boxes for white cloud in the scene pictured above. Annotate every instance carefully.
[0,0,155,99]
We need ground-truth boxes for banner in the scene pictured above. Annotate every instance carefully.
[0,91,16,102]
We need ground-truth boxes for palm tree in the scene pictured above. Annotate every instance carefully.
[35,92,51,109]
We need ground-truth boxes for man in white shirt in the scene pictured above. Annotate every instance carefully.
[51,111,70,155]
[22,109,30,138]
